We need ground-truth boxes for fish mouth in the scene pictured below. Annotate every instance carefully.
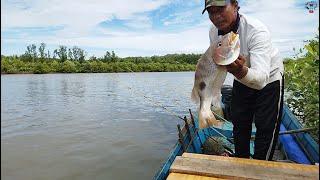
[229,32,238,45]
[213,32,240,65]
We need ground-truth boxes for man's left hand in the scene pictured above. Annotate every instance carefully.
[226,55,248,79]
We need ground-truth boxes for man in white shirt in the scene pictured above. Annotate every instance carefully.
[202,0,284,160]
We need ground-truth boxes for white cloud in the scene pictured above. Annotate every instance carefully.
[2,18,212,57]
[239,0,319,57]
[1,0,170,34]
[162,10,197,26]
[124,15,153,29]
[1,0,319,58]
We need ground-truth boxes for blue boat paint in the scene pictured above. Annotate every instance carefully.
[279,124,311,164]
[153,104,319,180]
[281,105,319,163]
[188,117,203,153]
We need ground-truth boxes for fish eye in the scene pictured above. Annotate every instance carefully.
[218,42,222,47]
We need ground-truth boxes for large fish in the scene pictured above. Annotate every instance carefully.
[191,31,240,129]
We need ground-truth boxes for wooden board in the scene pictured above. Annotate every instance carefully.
[169,153,319,180]
[167,173,225,180]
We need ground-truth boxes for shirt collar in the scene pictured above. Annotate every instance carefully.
[218,12,240,36]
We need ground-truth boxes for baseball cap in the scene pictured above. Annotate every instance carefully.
[202,0,231,14]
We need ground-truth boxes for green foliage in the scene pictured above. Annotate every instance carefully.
[103,51,118,62]
[33,62,50,74]
[55,46,68,62]
[1,57,13,73]
[1,57,34,73]
[1,41,201,76]
[284,33,319,141]
[24,44,37,62]
[1,44,200,74]
[49,60,60,72]
[68,46,86,63]
[1,56,197,74]
[61,60,77,73]
[38,43,46,60]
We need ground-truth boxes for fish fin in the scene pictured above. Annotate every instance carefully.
[191,87,200,103]
[199,112,223,129]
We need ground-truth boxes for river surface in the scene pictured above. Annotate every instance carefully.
[1,72,234,180]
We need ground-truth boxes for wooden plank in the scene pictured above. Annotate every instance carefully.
[182,153,318,171]
[170,153,319,180]
[167,173,225,180]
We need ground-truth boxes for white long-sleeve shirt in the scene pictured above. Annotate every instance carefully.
[209,13,284,90]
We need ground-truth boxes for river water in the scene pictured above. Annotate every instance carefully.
[1,72,234,180]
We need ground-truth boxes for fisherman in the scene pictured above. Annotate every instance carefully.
[202,0,284,160]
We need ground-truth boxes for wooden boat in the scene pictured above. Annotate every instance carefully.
[154,86,319,180]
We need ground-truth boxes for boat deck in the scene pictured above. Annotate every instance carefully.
[167,153,319,180]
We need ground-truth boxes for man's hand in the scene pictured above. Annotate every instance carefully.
[226,55,248,79]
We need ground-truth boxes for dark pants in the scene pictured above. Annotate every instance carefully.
[230,78,284,160]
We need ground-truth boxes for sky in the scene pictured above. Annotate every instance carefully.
[1,0,319,58]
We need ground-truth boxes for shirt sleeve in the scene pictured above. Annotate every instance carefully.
[238,30,272,90]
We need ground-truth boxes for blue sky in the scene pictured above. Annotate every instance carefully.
[1,0,319,58]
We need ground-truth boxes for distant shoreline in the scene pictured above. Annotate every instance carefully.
[1,71,195,75]
[1,53,199,74]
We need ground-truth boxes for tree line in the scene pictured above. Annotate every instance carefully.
[1,43,200,74]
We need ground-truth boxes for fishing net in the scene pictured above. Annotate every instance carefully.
[202,136,231,156]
